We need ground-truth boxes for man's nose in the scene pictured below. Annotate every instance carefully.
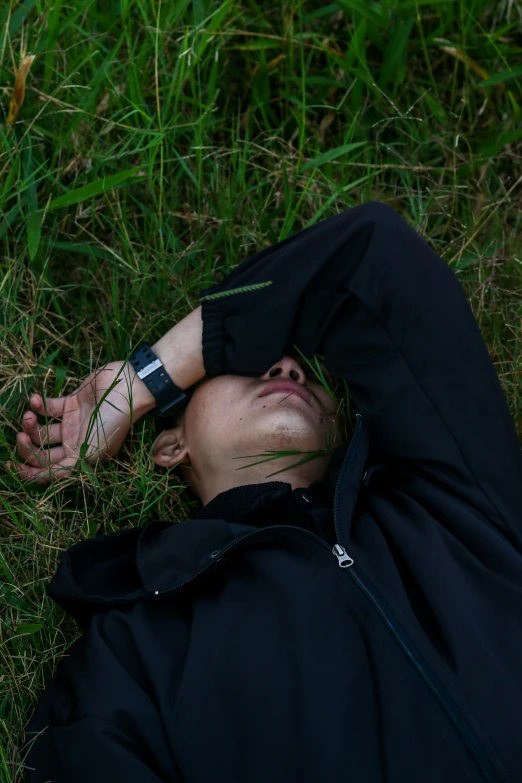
[261,356,307,385]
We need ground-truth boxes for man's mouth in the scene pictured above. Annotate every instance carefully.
[258,381,313,407]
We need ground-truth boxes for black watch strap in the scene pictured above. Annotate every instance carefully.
[128,341,190,418]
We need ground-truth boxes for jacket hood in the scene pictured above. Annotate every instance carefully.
[46,444,348,627]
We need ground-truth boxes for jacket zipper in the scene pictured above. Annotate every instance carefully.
[154,413,499,782]
[331,415,498,783]
[347,567,498,782]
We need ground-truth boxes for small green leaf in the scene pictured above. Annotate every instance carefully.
[82,518,98,538]
[378,16,415,90]
[54,367,66,396]
[301,3,339,22]
[27,211,41,261]
[478,66,522,88]
[42,240,114,260]
[46,168,143,211]
[40,348,61,367]
[300,143,366,172]
[0,0,37,37]
[0,585,29,611]
[335,0,383,25]
[79,442,89,459]
[0,160,18,212]
[0,204,20,241]
[82,460,102,489]
[17,623,42,636]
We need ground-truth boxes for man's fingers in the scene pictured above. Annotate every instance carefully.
[16,432,43,466]
[8,456,78,485]
[28,393,67,418]
[15,433,69,468]
[22,414,63,446]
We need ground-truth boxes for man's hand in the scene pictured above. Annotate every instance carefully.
[6,306,205,486]
[5,361,153,485]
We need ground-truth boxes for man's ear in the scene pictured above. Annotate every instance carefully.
[151,425,191,470]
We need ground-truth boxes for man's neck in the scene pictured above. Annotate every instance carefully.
[195,458,329,507]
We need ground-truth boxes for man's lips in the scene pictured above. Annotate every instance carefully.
[258,380,313,407]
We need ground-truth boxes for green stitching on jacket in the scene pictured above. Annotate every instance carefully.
[200,281,272,302]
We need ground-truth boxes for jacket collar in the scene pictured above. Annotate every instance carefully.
[192,440,346,526]
[193,478,335,527]
[137,478,336,594]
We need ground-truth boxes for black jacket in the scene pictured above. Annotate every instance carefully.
[25,203,522,782]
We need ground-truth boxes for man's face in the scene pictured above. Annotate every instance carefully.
[152,355,346,496]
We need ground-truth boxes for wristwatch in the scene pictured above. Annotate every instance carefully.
[128,341,191,419]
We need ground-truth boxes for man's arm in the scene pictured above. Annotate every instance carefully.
[24,611,182,782]
[198,202,522,550]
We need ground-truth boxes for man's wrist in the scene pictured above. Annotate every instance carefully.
[149,306,206,391]
[120,360,158,418]
[114,306,205,420]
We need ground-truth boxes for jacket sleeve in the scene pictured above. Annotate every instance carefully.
[200,201,522,550]
[24,613,181,783]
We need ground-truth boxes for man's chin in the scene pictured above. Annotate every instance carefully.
[259,426,324,455]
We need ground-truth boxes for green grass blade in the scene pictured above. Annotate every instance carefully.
[0,204,20,241]
[300,143,366,172]
[27,211,41,262]
[478,65,522,87]
[46,168,144,211]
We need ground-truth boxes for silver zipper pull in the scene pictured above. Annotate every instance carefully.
[332,543,354,568]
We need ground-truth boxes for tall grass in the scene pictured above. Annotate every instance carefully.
[1,0,521,779]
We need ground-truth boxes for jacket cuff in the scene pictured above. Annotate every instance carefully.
[201,296,226,378]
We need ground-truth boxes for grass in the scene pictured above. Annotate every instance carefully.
[1,0,521,778]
